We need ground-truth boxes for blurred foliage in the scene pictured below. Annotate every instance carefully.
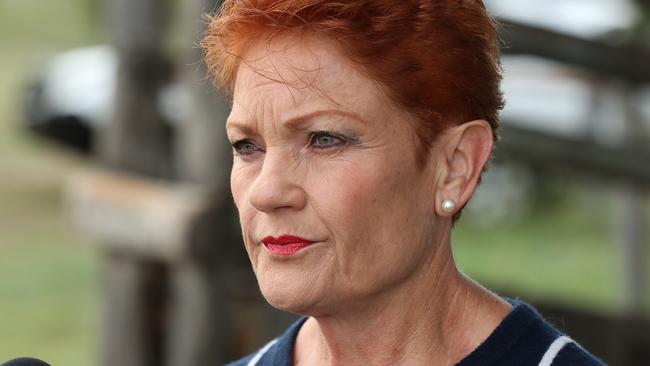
[0,170,98,364]
[0,0,101,48]
[631,0,650,47]
[455,177,642,314]
[0,1,101,365]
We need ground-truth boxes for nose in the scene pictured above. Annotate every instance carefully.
[247,150,307,213]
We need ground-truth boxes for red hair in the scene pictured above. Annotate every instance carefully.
[202,0,503,160]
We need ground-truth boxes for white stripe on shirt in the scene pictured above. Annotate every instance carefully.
[246,339,278,366]
[539,335,573,366]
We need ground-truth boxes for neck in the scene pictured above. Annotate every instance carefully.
[294,234,511,366]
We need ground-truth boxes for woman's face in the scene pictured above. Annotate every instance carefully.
[227,34,442,314]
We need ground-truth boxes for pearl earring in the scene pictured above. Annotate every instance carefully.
[442,199,456,214]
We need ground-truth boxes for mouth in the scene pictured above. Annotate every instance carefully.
[261,235,316,256]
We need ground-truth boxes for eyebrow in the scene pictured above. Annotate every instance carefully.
[226,109,368,134]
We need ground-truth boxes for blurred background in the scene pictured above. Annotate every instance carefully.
[0,0,649,365]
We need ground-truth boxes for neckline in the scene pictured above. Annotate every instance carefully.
[279,298,538,366]
[454,298,540,365]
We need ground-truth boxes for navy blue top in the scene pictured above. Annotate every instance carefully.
[226,299,605,365]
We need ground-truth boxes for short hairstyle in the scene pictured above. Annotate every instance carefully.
[202,0,504,219]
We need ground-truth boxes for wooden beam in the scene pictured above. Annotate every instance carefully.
[164,1,241,365]
[97,0,173,364]
[499,19,650,84]
[496,122,650,184]
[66,169,208,262]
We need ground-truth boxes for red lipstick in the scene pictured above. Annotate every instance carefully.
[262,235,316,256]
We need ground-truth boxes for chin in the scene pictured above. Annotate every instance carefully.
[252,250,333,314]
[257,274,325,315]
[261,288,316,315]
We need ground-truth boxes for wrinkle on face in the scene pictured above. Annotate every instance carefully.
[228,32,438,315]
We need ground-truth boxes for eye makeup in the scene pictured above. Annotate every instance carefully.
[308,130,359,150]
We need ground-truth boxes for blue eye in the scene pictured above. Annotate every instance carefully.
[309,132,346,149]
[232,139,260,156]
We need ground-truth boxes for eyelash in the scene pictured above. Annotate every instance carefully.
[308,131,348,149]
[231,139,260,157]
[231,131,351,157]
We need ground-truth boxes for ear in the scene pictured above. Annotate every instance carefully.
[434,120,494,217]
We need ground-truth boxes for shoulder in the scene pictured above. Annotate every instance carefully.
[546,339,606,366]
[457,299,606,366]
[224,339,276,366]
[507,300,606,366]
[225,353,255,366]
[224,317,308,366]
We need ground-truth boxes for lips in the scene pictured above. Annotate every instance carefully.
[261,235,316,256]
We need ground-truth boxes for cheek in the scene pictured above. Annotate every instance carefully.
[307,153,430,279]
[309,163,372,213]
[309,156,415,241]
[230,163,247,208]
[230,163,258,246]
[230,162,261,217]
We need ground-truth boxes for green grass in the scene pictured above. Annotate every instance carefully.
[0,151,99,365]
[0,1,101,365]
[455,192,622,314]
[0,0,100,46]
[0,230,98,364]
[456,180,650,314]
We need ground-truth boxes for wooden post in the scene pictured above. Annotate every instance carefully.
[99,0,173,177]
[163,1,248,365]
[97,0,172,365]
[618,182,647,314]
[618,86,648,314]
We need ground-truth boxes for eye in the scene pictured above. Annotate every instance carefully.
[232,139,261,156]
[309,131,346,149]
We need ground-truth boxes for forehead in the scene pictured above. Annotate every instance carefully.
[228,33,390,125]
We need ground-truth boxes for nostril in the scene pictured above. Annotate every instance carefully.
[248,177,307,213]
[245,150,308,212]
[250,186,307,212]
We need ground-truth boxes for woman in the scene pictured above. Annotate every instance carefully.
[202,1,605,365]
